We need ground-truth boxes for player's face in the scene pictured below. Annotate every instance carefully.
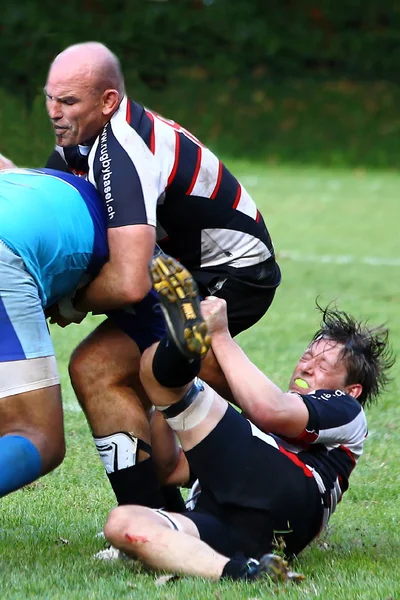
[289,338,349,394]
[44,72,105,147]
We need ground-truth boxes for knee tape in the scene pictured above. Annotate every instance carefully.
[0,356,59,399]
[156,378,214,431]
[94,432,151,474]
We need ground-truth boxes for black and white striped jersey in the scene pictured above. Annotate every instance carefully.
[47,97,279,279]
[273,389,367,527]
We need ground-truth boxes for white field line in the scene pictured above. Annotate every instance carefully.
[278,251,400,267]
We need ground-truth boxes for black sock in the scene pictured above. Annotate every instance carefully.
[152,336,201,388]
[221,557,259,580]
[161,485,186,513]
[107,457,164,507]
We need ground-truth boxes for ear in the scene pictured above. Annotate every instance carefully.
[102,89,121,117]
[345,382,362,399]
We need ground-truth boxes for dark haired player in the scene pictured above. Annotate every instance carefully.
[103,255,394,581]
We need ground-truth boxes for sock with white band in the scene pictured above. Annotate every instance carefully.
[156,379,214,431]
[94,431,163,507]
[152,336,201,388]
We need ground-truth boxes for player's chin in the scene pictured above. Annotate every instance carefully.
[55,136,67,147]
[55,131,75,147]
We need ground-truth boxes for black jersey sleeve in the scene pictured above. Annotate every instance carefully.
[299,389,366,445]
[45,150,70,172]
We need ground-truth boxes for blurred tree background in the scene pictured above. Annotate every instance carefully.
[1,0,400,166]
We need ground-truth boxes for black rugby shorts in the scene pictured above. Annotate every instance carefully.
[192,258,281,337]
[183,405,323,559]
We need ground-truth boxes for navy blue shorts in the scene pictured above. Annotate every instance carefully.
[107,289,167,353]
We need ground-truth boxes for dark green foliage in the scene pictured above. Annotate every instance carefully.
[1,1,400,167]
[2,0,400,103]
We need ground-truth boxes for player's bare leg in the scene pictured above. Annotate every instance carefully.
[0,382,65,496]
[69,321,180,509]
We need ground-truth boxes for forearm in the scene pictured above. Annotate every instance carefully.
[201,297,308,437]
[210,331,286,430]
[74,261,152,312]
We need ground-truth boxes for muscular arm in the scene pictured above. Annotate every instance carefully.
[74,224,155,312]
[202,298,309,438]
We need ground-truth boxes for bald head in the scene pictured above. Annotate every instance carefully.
[45,42,125,147]
[49,42,125,96]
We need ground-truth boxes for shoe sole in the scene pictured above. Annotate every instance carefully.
[257,553,305,583]
[150,255,211,359]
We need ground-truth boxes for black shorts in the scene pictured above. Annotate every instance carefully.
[183,405,323,559]
[191,257,281,337]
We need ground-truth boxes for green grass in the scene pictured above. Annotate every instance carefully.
[1,163,399,599]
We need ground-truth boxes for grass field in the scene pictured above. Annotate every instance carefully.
[1,163,399,599]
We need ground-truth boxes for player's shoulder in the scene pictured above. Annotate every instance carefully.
[304,389,354,400]
[297,389,366,439]
[304,388,361,406]
[100,96,154,151]
[302,388,364,418]
[109,96,141,132]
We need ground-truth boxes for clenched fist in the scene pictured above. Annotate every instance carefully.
[200,296,229,336]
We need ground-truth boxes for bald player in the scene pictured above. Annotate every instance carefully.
[43,42,281,511]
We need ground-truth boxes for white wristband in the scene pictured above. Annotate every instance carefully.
[57,296,87,322]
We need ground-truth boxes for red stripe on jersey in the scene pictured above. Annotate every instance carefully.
[210,161,223,199]
[294,429,319,445]
[167,131,180,187]
[256,210,261,222]
[126,100,131,123]
[279,446,314,478]
[145,110,156,154]
[232,184,242,209]
[186,146,202,195]
[339,444,356,467]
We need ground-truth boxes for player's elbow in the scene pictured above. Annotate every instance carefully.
[119,278,152,305]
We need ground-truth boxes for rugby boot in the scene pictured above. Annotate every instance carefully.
[240,554,305,583]
[254,553,305,583]
[150,254,211,359]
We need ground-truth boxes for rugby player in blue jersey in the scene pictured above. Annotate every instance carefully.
[0,168,165,498]
[0,167,108,496]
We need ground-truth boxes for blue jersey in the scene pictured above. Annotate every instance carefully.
[0,168,108,308]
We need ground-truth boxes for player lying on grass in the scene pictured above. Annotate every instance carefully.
[104,255,394,581]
